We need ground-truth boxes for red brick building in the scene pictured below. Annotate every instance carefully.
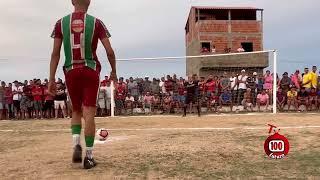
[185,6,269,76]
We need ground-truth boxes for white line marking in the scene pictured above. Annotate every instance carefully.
[1,126,320,133]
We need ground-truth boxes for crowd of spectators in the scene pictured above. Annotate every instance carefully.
[0,65,319,120]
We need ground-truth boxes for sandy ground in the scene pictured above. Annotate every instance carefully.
[1,113,320,179]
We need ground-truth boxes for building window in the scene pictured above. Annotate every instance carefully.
[241,42,253,52]
[201,42,211,53]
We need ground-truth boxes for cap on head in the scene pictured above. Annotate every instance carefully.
[241,69,246,73]
[253,72,257,76]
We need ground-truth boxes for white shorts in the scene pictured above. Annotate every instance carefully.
[54,100,66,109]
[0,102,3,110]
[98,99,106,109]
[106,99,111,110]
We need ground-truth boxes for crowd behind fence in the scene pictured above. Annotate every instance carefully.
[0,65,319,120]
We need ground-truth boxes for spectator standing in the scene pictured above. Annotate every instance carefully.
[159,77,166,95]
[247,75,257,106]
[279,72,291,95]
[97,82,107,116]
[12,81,23,119]
[311,66,318,89]
[150,78,160,96]
[54,83,67,118]
[205,75,216,98]
[165,75,174,95]
[143,76,151,94]
[220,72,231,91]
[0,81,5,120]
[105,81,112,116]
[43,83,54,119]
[32,80,43,119]
[230,72,238,104]
[115,77,127,115]
[4,83,13,119]
[291,70,302,89]
[237,70,248,106]
[302,68,312,92]
[127,77,139,101]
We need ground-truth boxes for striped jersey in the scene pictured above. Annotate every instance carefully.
[51,12,111,73]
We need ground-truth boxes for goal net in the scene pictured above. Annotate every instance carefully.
[106,50,277,117]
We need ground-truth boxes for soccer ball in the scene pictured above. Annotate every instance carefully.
[96,128,109,141]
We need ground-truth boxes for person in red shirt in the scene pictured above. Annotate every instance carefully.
[4,83,13,119]
[48,0,117,169]
[32,80,43,119]
[43,82,55,119]
[205,75,216,97]
[115,77,127,115]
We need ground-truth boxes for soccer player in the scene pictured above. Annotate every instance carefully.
[183,76,200,117]
[48,0,116,169]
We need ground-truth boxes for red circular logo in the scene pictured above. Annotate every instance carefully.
[264,133,290,159]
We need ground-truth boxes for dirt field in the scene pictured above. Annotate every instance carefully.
[1,113,320,179]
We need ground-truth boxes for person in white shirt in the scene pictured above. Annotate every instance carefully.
[230,72,238,104]
[97,82,107,116]
[237,70,248,105]
[159,77,166,95]
[105,81,112,116]
[237,46,245,53]
[12,81,23,119]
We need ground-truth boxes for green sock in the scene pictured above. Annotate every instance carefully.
[85,136,95,147]
[71,125,81,146]
[85,136,95,159]
[71,125,81,135]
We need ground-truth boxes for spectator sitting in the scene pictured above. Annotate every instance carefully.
[143,92,154,110]
[298,87,310,111]
[125,93,135,115]
[277,88,286,112]
[162,93,172,114]
[208,92,219,112]
[201,47,209,53]
[153,94,161,112]
[242,88,253,112]
[309,88,317,110]
[257,89,269,112]
[237,46,245,53]
[287,86,298,112]
[219,89,233,112]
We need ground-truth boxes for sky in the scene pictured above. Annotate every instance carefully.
[0,0,319,82]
